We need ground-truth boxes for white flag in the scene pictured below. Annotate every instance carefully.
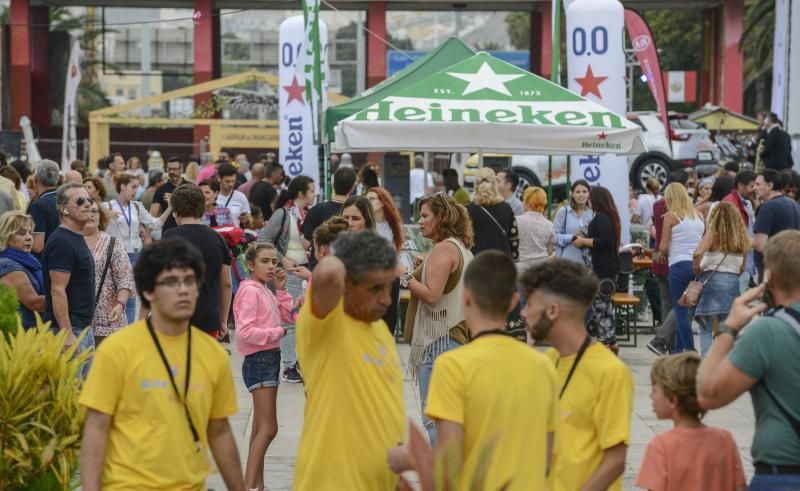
[61,41,82,170]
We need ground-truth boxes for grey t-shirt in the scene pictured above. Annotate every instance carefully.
[728,302,800,465]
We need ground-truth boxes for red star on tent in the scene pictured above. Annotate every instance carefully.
[598,131,608,140]
[283,76,305,105]
[575,65,608,99]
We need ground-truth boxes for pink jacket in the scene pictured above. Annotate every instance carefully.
[234,279,294,356]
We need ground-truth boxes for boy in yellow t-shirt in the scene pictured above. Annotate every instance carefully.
[520,258,634,491]
[78,238,244,491]
[389,251,559,490]
[293,231,404,490]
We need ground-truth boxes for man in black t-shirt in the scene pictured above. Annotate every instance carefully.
[42,183,96,358]
[163,184,232,338]
[753,169,800,281]
[29,159,61,255]
[151,156,188,232]
[303,166,356,243]
[250,162,286,222]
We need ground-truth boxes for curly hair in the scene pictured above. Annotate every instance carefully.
[523,186,547,214]
[707,202,750,254]
[471,167,503,206]
[418,192,474,249]
[313,216,349,248]
[367,186,405,251]
[134,237,206,309]
[650,352,705,420]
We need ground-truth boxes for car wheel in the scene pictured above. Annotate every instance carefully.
[635,157,669,191]
[513,168,540,201]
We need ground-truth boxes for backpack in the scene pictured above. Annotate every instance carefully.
[761,307,800,439]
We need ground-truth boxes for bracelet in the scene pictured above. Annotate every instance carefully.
[400,272,414,288]
[715,323,740,340]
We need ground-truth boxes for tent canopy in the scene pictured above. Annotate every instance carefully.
[333,52,646,155]
[325,37,475,141]
[689,104,760,132]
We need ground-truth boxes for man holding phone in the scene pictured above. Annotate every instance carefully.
[698,230,800,490]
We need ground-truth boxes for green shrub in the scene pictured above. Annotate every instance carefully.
[0,288,88,490]
[0,286,20,340]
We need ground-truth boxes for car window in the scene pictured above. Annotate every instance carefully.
[669,119,703,130]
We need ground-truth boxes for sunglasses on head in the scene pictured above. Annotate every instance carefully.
[74,197,95,206]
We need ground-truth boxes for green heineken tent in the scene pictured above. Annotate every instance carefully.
[325,38,475,142]
[333,52,646,155]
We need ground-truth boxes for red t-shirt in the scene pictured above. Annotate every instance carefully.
[636,426,746,491]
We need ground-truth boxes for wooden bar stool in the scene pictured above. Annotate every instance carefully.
[613,292,640,348]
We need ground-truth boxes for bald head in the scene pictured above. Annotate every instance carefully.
[64,170,83,185]
[251,163,266,180]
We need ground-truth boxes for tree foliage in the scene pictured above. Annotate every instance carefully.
[505,12,529,50]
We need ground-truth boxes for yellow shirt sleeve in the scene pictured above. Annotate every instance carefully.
[592,362,634,449]
[209,345,239,419]
[79,346,124,415]
[423,354,465,425]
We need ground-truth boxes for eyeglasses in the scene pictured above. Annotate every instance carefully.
[74,197,95,206]
[155,276,198,289]
[167,166,183,172]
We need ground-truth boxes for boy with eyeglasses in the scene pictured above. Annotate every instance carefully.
[79,237,245,490]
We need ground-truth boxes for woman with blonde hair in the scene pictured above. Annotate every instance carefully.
[466,167,518,258]
[516,186,554,272]
[184,161,200,183]
[0,212,44,328]
[402,192,473,446]
[659,183,705,352]
[692,202,750,356]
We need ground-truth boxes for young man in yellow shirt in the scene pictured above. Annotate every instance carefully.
[294,231,404,490]
[520,258,634,491]
[389,251,559,490]
[79,238,245,491]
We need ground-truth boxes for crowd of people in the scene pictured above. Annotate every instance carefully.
[0,144,799,490]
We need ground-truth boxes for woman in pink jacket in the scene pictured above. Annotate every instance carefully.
[235,241,293,491]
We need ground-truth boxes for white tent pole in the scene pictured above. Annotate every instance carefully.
[478,149,484,168]
[423,152,430,194]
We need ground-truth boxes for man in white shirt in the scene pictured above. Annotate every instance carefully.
[216,162,250,227]
[409,154,434,204]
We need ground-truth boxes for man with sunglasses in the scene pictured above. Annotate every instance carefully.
[151,156,187,232]
[79,237,245,490]
[41,182,96,353]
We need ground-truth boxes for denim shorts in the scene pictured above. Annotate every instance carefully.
[242,348,281,392]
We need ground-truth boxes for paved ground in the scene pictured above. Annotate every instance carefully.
[207,332,755,490]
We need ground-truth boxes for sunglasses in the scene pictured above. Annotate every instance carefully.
[74,197,95,206]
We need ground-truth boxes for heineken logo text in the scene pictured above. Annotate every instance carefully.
[354,100,624,128]
[284,116,304,175]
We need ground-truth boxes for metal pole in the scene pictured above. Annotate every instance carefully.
[547,156,553,217]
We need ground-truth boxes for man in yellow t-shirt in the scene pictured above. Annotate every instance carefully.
[79,238,244,491]
[520,258,634,491]
[294,231,404,490]
[393,251,558,490]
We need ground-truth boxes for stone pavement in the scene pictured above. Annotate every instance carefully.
[207,333,755,490]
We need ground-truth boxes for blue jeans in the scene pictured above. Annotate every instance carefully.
[281,271,304,370]
[418,337,461,447]
[126,253,138,324]
[749,474,800,490]
[668,261,696,352]
[73,326,95,379]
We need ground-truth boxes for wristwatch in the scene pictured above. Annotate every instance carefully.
[400,272,414,288]
[716,323,740,340]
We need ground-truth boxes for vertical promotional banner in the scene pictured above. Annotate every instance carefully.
[278,16,328,184]
[62,41,82,170]
[567,0,631,244]
[624,9,669,135]
[771,0,789,121]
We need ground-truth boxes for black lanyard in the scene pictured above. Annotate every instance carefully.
[556,335,592,399]
[223,191,234,208]
[145,318,201,452]
[471,328,516,341]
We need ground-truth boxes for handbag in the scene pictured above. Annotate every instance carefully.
[678,253,728,307]
[95,237,116,304]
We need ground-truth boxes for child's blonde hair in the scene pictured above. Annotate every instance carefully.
[651,352,705,419]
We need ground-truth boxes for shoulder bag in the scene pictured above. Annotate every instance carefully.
[678,253,728,307]
[95,237,116,304]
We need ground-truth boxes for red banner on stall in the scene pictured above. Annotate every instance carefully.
[624,9,670,135]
